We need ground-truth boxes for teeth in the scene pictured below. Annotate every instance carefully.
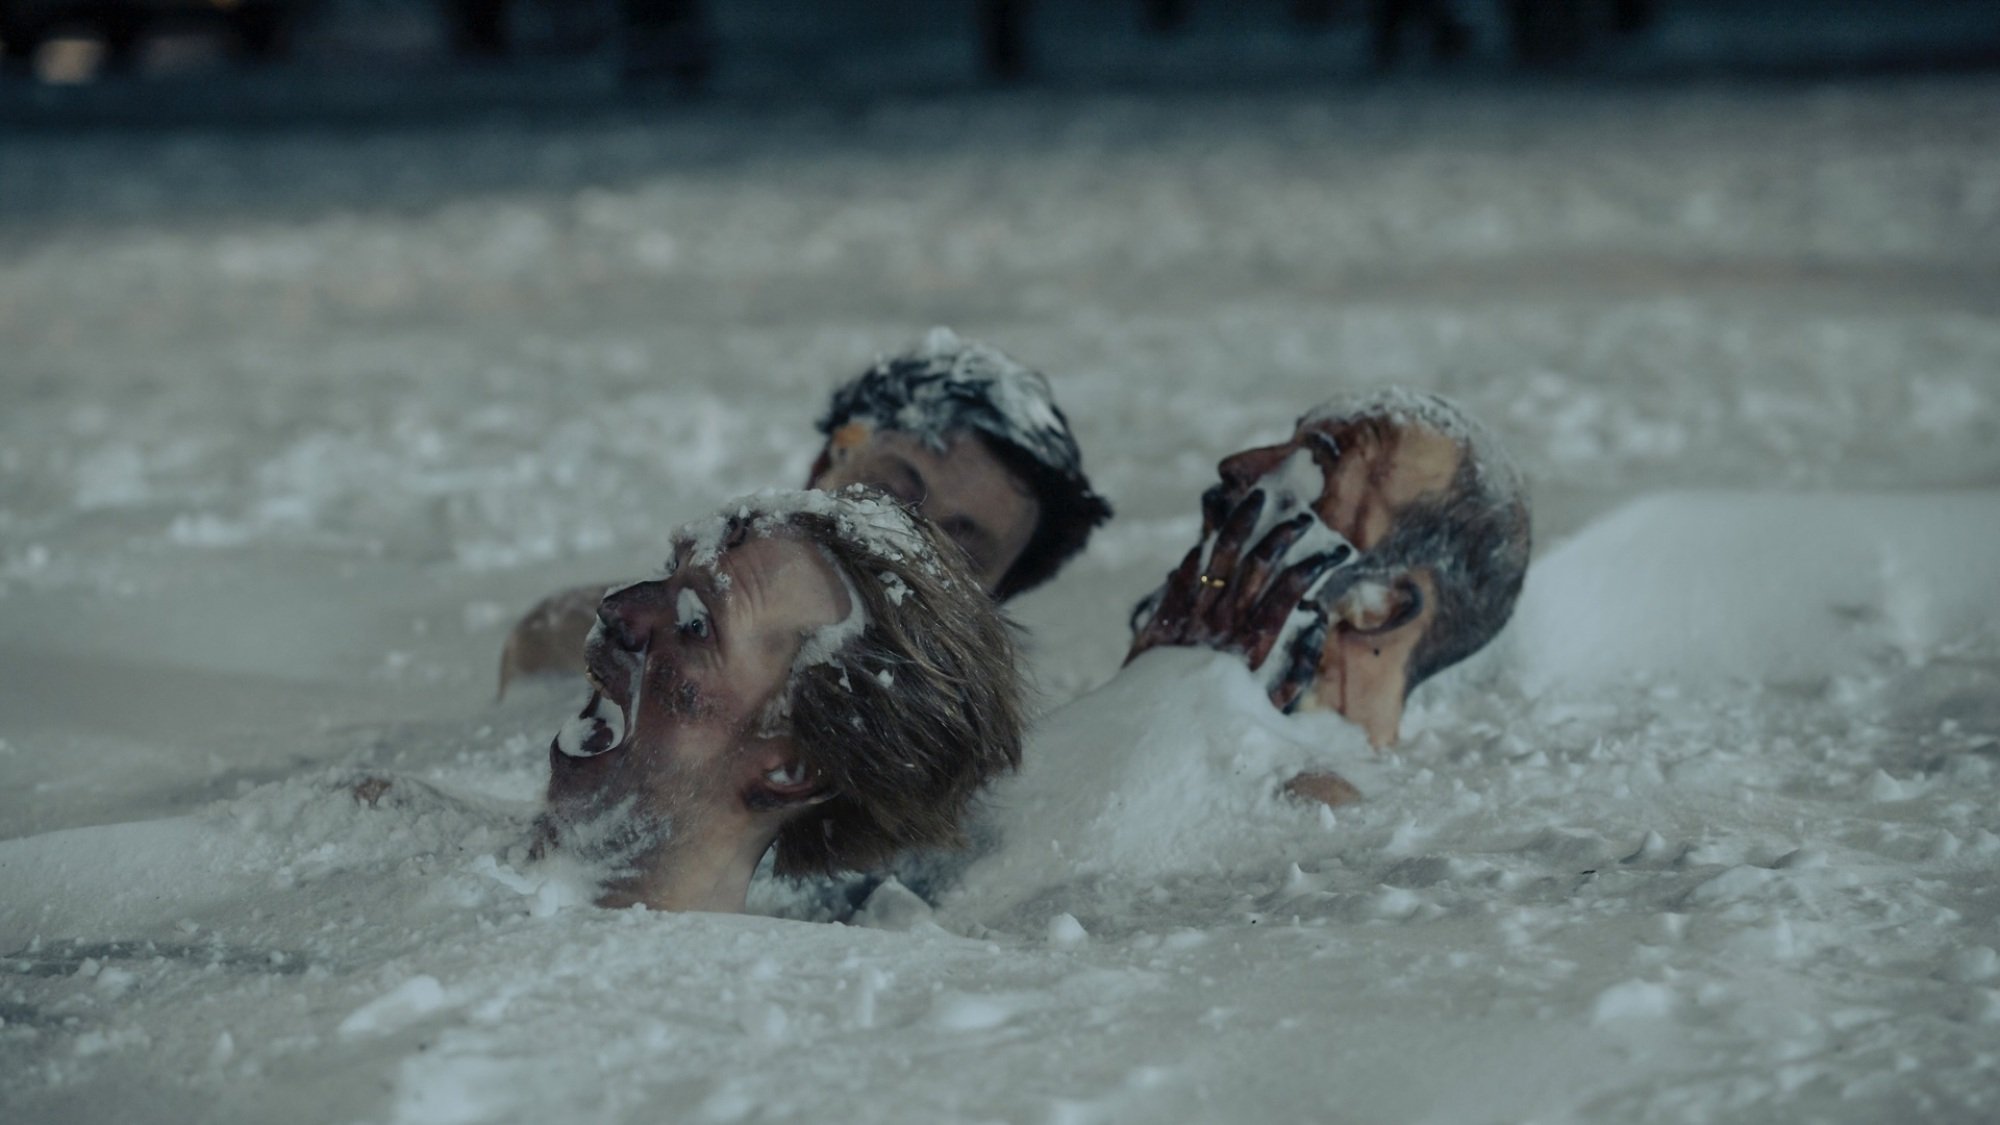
[554,691,626,758]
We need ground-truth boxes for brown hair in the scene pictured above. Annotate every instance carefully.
[768,502,1026,877]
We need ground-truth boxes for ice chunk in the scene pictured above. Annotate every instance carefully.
[1591,979,1674,1024]
[1046,913,1088,948]
[338,975,448,1038]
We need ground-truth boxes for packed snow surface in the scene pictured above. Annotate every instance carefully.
[5,77,2000,1123]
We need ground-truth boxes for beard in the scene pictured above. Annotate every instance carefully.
[535,736,739,908]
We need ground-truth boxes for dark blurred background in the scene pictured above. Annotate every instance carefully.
[4,1,1999,121]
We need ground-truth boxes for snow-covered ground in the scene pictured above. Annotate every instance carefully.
[3,75,1999,1122]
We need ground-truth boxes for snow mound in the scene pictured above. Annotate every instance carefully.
[1508,491,2000,692]
[949,647,1374,919]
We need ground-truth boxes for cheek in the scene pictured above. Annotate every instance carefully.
[640,662,724,727]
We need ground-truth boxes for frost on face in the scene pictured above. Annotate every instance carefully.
[1302,386,1526,508]
[819,326,1092,493]
[662,488,935,723]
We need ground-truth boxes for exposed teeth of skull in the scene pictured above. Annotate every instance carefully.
[555,692,627,758]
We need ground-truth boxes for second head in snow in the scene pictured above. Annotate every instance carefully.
[1128,388,1531,749]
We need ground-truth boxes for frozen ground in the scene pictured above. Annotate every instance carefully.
[3,75,2000,1122]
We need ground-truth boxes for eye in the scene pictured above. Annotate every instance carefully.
[1306,429,1342,465]
[675,587,712,641]
[862,475,922,506]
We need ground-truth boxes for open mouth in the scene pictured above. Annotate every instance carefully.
[553,688,627,759]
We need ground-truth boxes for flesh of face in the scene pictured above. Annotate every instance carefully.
[813,425,1039,594]
[1217,417,1461,551]
[545,534,850,824]
[1216,414,1464,747]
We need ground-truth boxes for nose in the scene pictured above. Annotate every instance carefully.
[597,580,671,652]
[1217,442,1292,493]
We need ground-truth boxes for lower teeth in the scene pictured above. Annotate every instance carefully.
[554,695,626,758]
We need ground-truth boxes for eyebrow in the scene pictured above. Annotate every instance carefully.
[881,456,927,504]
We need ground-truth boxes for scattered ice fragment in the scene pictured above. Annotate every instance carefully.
[1682,864,1779,907]
[1047,913,1088,948]
[737,998,788,1042]
[1622,830,1673,865]
[94,966,136,996]
[929,991,1018,1032]
[878,571,908,605]
[1591,979,1675,1024]
[1774,847,1828,870]
[851,878,937,932]
[337,975,448,1038]
[1865,770,1906,802]
[1945,946,1998,984]
[1368,886,1424,920]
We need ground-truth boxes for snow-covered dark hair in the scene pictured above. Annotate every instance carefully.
[816,328,1112,600]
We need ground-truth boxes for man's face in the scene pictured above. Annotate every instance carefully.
[812,423,1038,594]
[544,531,849,851]
[1214,412,1464,746]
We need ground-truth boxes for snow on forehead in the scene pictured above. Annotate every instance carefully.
[1301,387,1525,502]
[673,486,936,573]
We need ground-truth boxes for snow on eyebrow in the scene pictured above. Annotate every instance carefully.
[792,560,866,673]
[674,586,708,632]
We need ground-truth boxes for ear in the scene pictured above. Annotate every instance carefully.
[1309,573,1435,749]
[739,741,833,813]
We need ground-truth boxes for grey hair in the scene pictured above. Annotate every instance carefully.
[1360,437,1532,692]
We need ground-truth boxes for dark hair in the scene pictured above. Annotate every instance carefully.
[817,331,1112,601]
[1366,445,1532,692]
[770,502,1026,877]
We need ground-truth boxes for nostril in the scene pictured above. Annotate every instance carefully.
[597,597,646,652]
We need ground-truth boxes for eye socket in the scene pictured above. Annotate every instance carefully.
[675,586,712,642]
[862,474,923,507]
[1306,429,1342,464]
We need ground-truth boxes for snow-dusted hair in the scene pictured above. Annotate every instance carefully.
[767,490,1026,876]
[817,328,1112,600]
[1312,391,1531,692]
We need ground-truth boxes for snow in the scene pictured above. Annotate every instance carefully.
[5,75,2000,1124]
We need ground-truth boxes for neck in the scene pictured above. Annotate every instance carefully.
[599,808,778,914]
